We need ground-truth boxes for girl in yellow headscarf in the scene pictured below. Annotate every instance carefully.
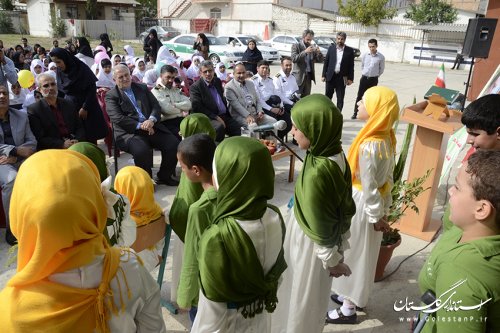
[328,86,399,324]
[114,165,167,272]
[0,150,166,333]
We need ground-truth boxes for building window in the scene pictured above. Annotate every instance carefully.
[112,7,120,20]
[210,7,221,19]
[66,4,78,19]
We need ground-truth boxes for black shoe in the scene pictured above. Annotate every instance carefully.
[6,229,17,246]
[330,294,363,311]
[155,176,180,186]
[325,309,357,325]
[351,114,357,120]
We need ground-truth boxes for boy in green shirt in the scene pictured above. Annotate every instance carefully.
[418,150,500,332]
[176,133,217,323]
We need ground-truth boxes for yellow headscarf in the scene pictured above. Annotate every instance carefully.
[114,166,163,227]
[348,86,399,188]
[0,150,123,333]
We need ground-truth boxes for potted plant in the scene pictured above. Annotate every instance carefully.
[374,99,431,281]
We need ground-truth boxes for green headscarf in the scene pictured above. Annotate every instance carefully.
[179,113,216,140]
[198,137,287,318]
[169,113,217,242]
[292,94,356,247]
[69,142,108,182]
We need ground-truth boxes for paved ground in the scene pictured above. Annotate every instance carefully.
[0,61,469,332]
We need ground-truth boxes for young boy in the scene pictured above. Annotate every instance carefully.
[418,150,500,332]
[176,133,217,322]
[442,94,500,231]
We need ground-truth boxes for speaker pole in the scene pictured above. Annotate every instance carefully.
[462,57,475,111]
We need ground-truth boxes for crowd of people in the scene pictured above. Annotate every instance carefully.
[0,29,499,333]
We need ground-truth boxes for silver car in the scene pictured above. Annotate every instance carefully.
[218,34,280,64]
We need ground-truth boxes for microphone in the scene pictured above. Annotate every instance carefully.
[249,120,287,133]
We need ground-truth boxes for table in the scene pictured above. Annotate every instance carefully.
[271,149,296,182]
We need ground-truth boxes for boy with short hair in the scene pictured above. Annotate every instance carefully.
[442,94,500,231]
[176,133,217,322]
[418,150,500,332]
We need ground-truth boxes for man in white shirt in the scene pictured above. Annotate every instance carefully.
[352,39,385,119]
[273,56,300,114]
[152,64,191,140]
[252,60,292,139]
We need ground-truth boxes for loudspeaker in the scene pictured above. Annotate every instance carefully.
[462,18,498,58]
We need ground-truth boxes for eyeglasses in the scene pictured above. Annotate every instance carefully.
[41,82,57,88]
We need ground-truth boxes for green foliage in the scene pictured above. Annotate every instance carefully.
[404,0,458,25]
[136,0,157,20]
[86,0,98,20]
[0,0,14,11]
[50,7,67,38]
[337,0,397,27]
[0,12,15,34]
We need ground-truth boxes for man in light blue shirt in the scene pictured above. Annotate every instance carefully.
[352,39,385,119]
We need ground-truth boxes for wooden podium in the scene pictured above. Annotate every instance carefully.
[396,99,463,241]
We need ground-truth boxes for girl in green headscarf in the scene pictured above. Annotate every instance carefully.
[69,142,136,248]
[191,136,287,333]
[271,94,356,333]
[169,113,216,305]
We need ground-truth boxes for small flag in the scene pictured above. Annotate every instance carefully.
[435,63,446,88]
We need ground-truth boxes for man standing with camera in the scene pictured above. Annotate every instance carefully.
[291,29,324,97]
[322,32,355,112]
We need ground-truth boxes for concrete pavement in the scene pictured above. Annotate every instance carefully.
[0,61,469,332]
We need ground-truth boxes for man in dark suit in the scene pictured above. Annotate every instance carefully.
[322,32,355,111]
[190,60,240,142]
[106,64,179,186]
[291,29,324,98]
[1,84,37,245]
[28,73,85,150]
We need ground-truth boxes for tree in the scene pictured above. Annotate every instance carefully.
[404,0,458,25]
[0,12,15,33]
[86,0,98,19]
[136,0,157,20]
[337,0,397,27]
[0,0,15,11]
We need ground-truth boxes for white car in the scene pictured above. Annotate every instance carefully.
[217,34,280,64]
[163,33,243,65]
[265,35,327,59]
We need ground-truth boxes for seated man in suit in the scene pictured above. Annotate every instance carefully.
[28,73,85,150]
[321,31,355,112]
[0,84,37,245]
[224,63,276,129]
[106,64,179,186]
[189,60,240,142]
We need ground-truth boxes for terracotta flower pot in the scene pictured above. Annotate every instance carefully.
[375,237,402,282]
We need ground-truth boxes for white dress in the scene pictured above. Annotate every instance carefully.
[49,250,166,333]
[332,140,393,308]
[271,153,350,333]
[191,207,284,333]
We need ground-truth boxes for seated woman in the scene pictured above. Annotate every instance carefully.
[0,150,166,333]
[69,142,136,247]
[114,166,168,271]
